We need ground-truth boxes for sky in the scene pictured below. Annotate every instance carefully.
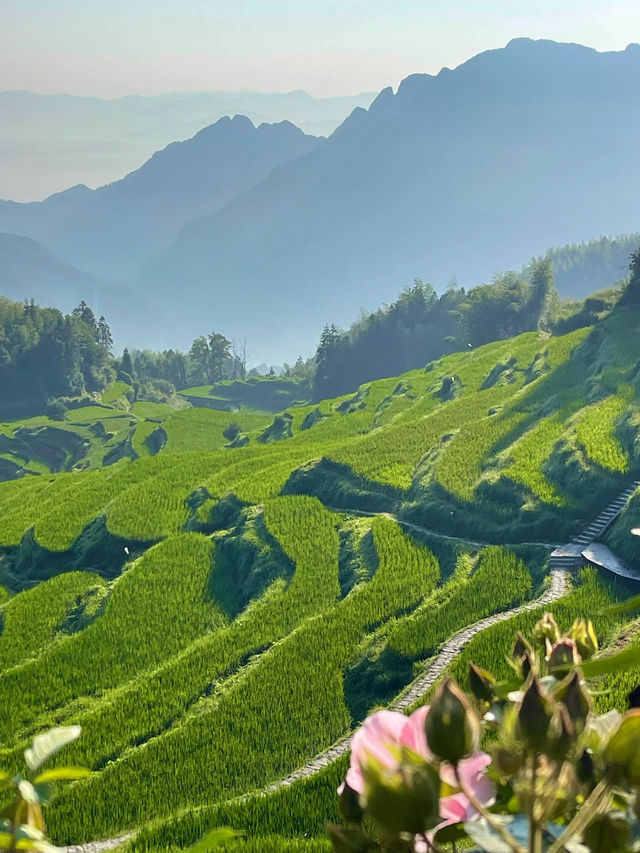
[1,0,639,98]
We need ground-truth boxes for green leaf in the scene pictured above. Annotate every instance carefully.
[604,593,640,615]
[604,710,640,784]
[16,840,62,853]
[580,645,640,679]
[494,644,640,697]
[34,767,91,784]
[187,828,243,853]
[24,727,81,772]
[0,833,13,850]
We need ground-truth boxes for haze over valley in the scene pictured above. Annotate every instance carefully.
[2,6,640,853]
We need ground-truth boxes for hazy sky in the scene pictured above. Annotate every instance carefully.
[1,0,639,97]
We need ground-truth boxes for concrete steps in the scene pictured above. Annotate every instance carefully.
[568,480,640,548]
[551,479,640,568]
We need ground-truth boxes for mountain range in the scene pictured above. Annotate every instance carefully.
[0,89,375,201]
[1,38,640,360]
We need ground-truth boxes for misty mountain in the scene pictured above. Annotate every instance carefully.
[0,232,124,312]
[0,116,323,280]
[125,38,640,360]
[0,89,375,202]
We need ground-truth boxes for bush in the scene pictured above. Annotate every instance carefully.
[45,397,68,420]
[223,421,241,441]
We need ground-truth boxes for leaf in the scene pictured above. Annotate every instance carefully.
[494,644,640,697]
[17,781,39,805]
[434,821,467,844]
[24,727,81,772]
[604,593,640,615]
[545,822,589,852]
[187,828,243,853]
[34,767,91,784]
[16,840,62,853]
[580,645,640,679]
[464,817,513,852]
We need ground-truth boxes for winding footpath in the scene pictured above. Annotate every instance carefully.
[265,567,568,791]
[63,568,568,853]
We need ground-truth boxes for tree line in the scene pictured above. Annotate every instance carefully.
[311,249,639,399]
[0,298,114,406]
[1,247,638,411]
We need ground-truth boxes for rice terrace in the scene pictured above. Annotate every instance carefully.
[2,12,640,853]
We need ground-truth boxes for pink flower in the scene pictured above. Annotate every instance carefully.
[339,707,495,838]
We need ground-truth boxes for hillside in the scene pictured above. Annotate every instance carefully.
[0,116,323,280]
[134,39,640,359]
[0,89,375,202]
[0,232,121,310]
[1,306,639,850]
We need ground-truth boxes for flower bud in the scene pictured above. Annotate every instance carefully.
[545,705,575,761]
[520,649,535,681]
[424,678,481,764]
[604,709,640,785]
[516,677,553,751]
[511,632,533,662]
[337,780,364,824]
[326,824,370,853]
[468,663,496,704]
[583,814,630,853]
[361,751,440,835]
[568,619,598,661]
[492,745,525,777]
[576,749,595,785]
[533,612,560,645]
[547,638,580,677]
[554,670,591,733]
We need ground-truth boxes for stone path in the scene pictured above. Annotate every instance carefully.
[265,567,568,791]
[62,568,568,853]
[328,507,560,550]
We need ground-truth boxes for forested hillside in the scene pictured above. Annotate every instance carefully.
[1,293,640,851]
[134,39,640,357]
[2,41,640,358]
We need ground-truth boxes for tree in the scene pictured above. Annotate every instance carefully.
[71,301,97,334]
[619,247,640,306]
[207,333,232,383]
[121,348,134,378]
[97,316,113,351]
[526,257,555,330]
[189,336,210,385]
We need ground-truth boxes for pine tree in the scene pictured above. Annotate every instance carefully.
[121,348,134,378]
[97,316,113,351]
[620,247,640,306]
[71,301,97,333]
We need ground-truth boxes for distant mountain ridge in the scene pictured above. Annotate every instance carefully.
[135,38,640,358]
[0,115,323,280]
[1,39,640,359]
[0,88,375,201]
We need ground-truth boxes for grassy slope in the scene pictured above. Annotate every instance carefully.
[1,309,640,846]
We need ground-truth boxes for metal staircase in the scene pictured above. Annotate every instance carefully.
[549,480,640,571]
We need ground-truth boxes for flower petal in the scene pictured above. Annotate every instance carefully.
[439,750,492,789]
[346,710,407,792]
[400,705,431,758]
[439,792,471,823]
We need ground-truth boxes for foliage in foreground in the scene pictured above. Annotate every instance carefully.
[331,611,640,853]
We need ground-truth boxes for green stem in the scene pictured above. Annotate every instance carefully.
[529,754,541,853]
[454,765,526,853]
[547,779,611,853]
